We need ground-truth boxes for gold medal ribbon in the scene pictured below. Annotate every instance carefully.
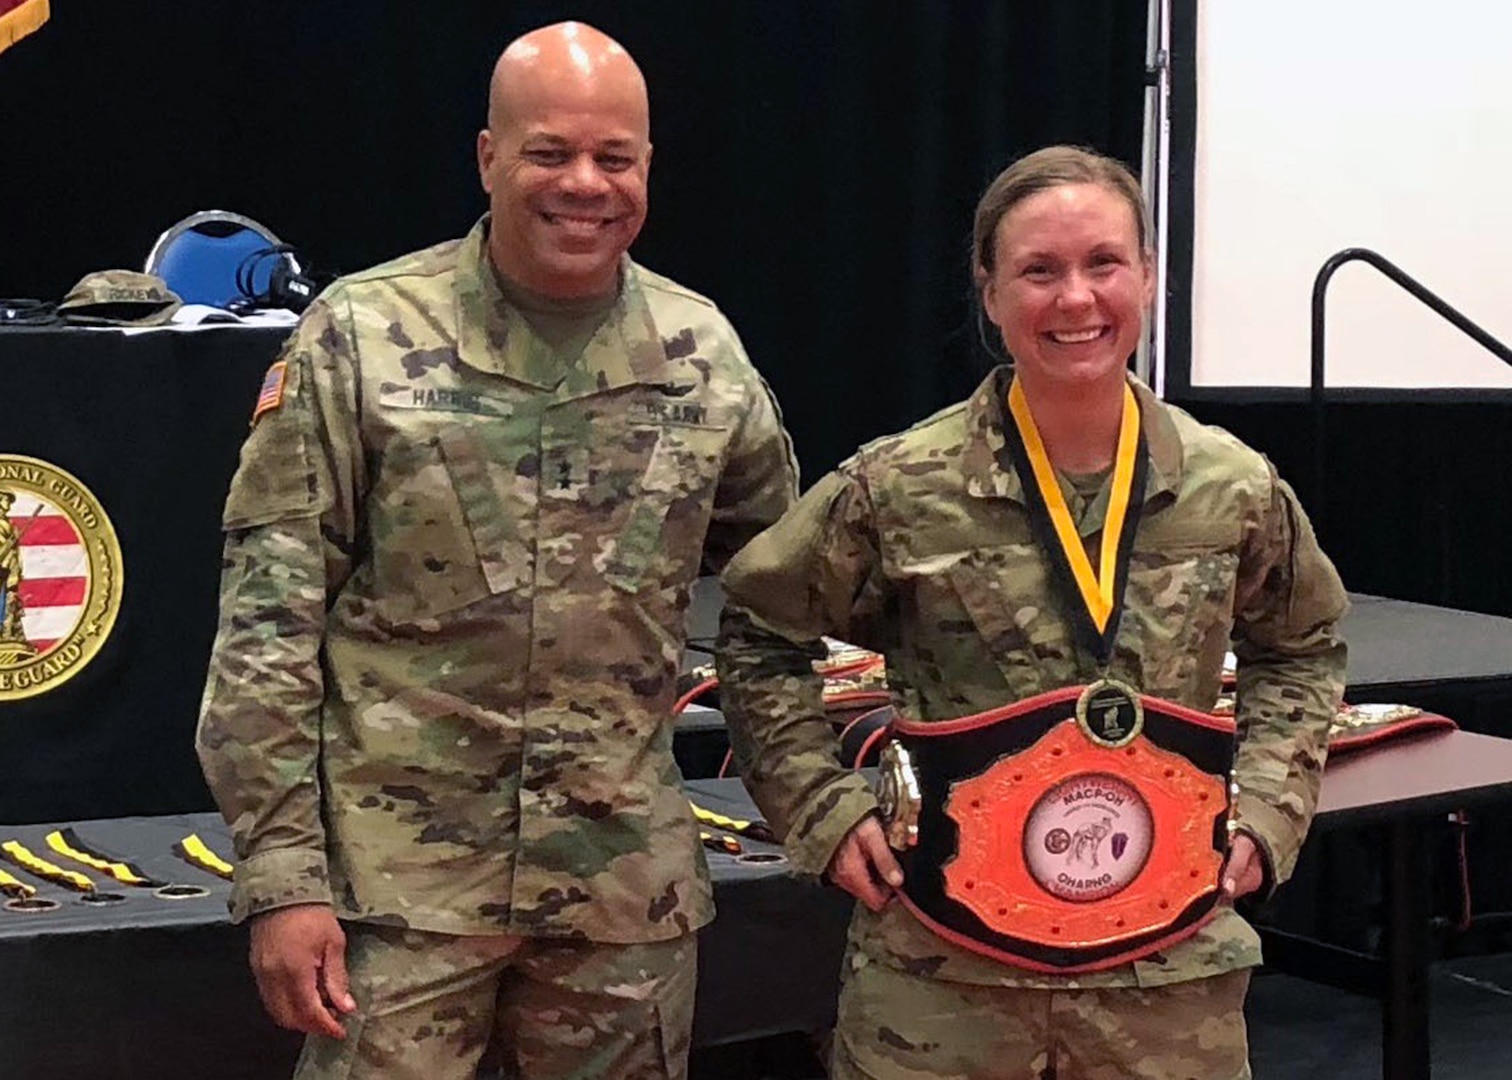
[2,839,98,892]
[1003,377,1148,664]
[45,829,166,888]
[174,834,235,881]
[689,801,777,844]
[699,831,743,855]
[0,866,36,900]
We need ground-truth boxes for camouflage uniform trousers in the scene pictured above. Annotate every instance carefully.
[293,923,695,1080]
[830,947,1251,1080]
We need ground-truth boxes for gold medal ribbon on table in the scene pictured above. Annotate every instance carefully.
[0,864,56,913]
[46,828,210,899]
[689,805,788,866]
[1002,378,1149,666]
[688,801,777,844]
[698,831,743,855]
[174,833,236,881]
[0,838,124,905]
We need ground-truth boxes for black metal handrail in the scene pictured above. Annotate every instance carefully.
[1311,248,1512,533]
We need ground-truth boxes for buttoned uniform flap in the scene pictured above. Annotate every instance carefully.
[930,544,1043,635]
[634,417,730,492]
[360,419,510,624]
[876,544,1052,701]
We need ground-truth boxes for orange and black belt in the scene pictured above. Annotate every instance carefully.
[878,680,1236,974]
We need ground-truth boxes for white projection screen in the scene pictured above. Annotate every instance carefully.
[1187,1,1512,390]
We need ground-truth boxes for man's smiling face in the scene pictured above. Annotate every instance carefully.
[478,48,651,298]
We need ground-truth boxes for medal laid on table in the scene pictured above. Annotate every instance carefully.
[1,839,126,906]
[876,378,1237,973]
[173,834,236,881]
[45,829,211,900]
[0,864,57,914]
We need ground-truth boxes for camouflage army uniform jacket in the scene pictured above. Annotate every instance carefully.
[716,366,1347,988]
[197,219,798,942]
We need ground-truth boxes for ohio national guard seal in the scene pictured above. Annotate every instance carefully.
[0,455,123,700]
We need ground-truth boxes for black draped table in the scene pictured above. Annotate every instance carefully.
[0,324,288,824]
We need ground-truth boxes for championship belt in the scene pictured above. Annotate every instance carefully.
[839,704,895,769]
[1328,703,1457,752]
[876,679,1237,973]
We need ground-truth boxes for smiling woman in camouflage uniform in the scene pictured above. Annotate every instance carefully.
[195,22,798,1080]
[716,146,1347,1080]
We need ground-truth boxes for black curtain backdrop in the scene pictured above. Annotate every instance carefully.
[0,0,1146,481]
[1174,400,1512,622]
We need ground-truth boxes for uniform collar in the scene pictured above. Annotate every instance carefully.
[454,217,669,394]
[961,365,1183,504]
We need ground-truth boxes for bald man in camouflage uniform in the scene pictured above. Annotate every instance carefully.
[196,22,797,1080]
[716,147,1346,1079]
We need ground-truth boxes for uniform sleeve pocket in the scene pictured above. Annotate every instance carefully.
[222,420,319,530]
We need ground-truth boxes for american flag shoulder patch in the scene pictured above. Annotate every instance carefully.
[251,361,288,425]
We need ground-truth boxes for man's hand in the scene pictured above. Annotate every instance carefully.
[1221,832,1265,900]
[827,814,904,912]
[248,903,358,1039]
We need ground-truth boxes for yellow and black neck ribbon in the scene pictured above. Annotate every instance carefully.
[174,834,235,881]
[689,801,777,844]
[45,829,166,888]
[0,866,36,900]
[699,831,743,856]
[0,866,57,913]
[2,839,99,893]
[1002,377,1149,666]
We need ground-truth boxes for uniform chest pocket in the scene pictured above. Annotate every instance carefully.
[896,544,1059,696]
[366,429,523,623]
[600,422,727,594]
[1118,548,1240,687]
